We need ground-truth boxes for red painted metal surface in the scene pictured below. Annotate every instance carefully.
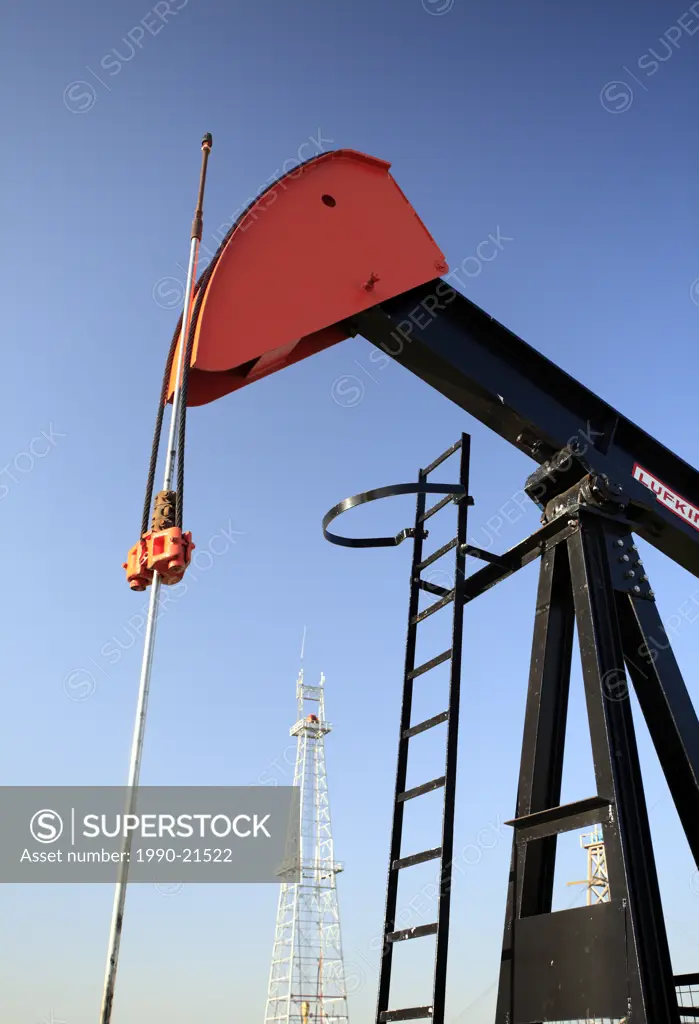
[167,149,447,406]
[123,529,194,591]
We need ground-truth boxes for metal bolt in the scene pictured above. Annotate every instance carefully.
[625,571,635,579]
[633,585,641,593]
[648,590,655,599]
[630,544,637,551]
[615,539,624,547]
[640,574,648,582]
[620,554,630,562]
[636,558,643,566]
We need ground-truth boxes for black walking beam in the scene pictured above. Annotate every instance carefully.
[352,283,699,578]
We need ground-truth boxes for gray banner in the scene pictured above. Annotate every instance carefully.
[0,787,300,882]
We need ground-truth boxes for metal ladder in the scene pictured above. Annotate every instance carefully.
[375,434,471,1024]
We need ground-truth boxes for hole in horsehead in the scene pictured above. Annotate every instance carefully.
[321,194,336,207]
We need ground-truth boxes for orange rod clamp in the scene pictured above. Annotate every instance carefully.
[124,528,195,591]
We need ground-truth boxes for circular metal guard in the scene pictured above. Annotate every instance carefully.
[322,482,468,548]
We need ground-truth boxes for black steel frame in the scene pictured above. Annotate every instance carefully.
[676,972,699,1020]
[495,507,693,1022]
[373,435,471,1024]
[321,278,699,1021]
[324,451,699,1023]
[458,503,699,1021]
[351,283,699,579]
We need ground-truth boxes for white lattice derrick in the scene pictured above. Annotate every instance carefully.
[263,666,349,1024]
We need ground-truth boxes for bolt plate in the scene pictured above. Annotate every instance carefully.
[608,531,654,599]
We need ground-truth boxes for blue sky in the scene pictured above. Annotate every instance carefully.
[2,0,699,1020]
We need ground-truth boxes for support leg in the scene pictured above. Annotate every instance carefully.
[495,540,575,1021]
[568,513,678,1023]
[617,593,699,865]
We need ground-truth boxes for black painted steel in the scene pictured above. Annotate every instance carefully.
[568,513,678,1022]
[432,434,469,1024]
[351,284,699,577]
[323,437,699,1019]
[374,436,470,1024]
[495,540,576,1021]
[374,476,426,1024]
[322,481,468,548]
[513,901,629,1021]
[495,510,683,1023]
[616,594,699,865]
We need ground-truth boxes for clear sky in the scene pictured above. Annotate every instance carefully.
[2,0,699,1021]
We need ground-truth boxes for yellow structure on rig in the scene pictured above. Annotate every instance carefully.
[566,829,625,1024]
[567,827,610,905]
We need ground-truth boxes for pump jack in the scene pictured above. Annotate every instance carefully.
[117,144,699,1023]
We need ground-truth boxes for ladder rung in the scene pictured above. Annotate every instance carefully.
[379,1008,433,1022]
[408,649,452,679]
[417,579,449,598]
[403,710,449,738]
[413,591,454,625]
[387,922,438,943]
[398,776,445,802]
[420,495,453,523]
[393,847,442,870]
[422,440,462,476]
[417,538,457,571]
